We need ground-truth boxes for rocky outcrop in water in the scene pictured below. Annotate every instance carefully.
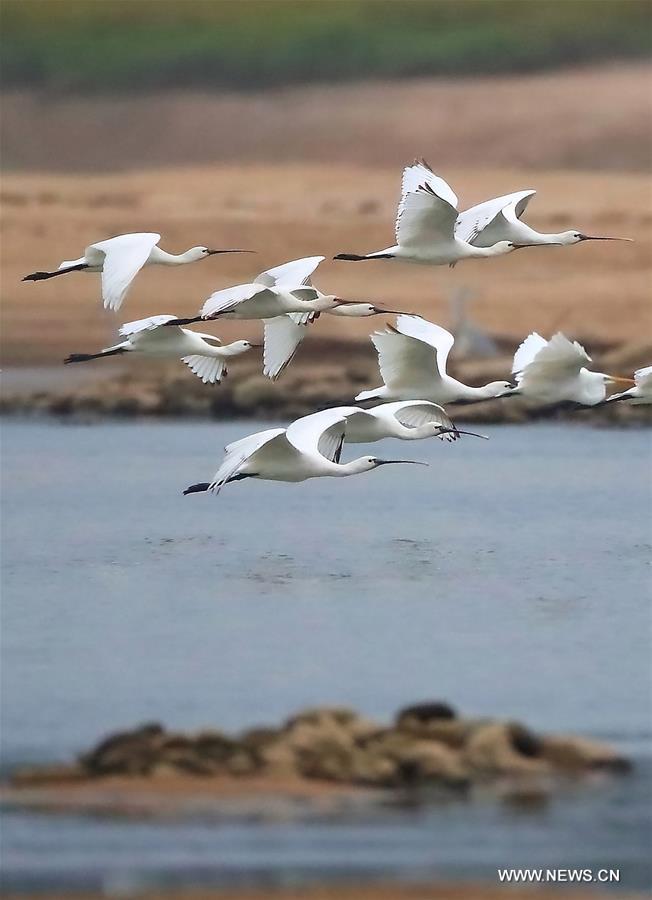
[10,702,631,792]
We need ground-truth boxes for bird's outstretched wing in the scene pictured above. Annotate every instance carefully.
[181,355,226,385]
[395,160,458,248]
[262,313,312,380]
[255,256,325,288]
[211,428,287,493]
[119,314,180,336]
[517,332,591,386]
[389,400,455,434]
[511,332,548,375]
[394,315,455,377]
[371,329,439,393]
[201,282,271,317]
[89,233,160,311]
[455,190,536,245]
[285,407,359,462]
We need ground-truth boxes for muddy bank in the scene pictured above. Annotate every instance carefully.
[4,702,631,821]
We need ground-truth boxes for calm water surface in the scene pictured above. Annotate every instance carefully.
[1,420,651,890]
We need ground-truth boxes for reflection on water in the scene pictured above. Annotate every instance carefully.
[1,420,651,890]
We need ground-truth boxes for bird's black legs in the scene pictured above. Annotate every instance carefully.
[333,253,394,261]
[23,263,89,282]
[64,348,127,364]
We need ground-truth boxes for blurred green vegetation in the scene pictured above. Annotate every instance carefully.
[2,0,650,92]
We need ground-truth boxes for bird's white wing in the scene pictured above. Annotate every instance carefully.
[262,315,309,380]
[518,332,591,385]
[371,329,440,391]
[634,365,652,386]
[395,161,458,248]
[394,315,454,377]
[186,331,223,345]
[401,160,458,208]
[181,355,226,385]
[255,256,325,288]
[395,185,458,248]
[201,282,270,317]
[455,190,536,245]
[389,400,454,432]
[211,428,287,493]
[285,407,359,462]
[511,333,548,374]
[89,232,160,311]
[119,314,180,336]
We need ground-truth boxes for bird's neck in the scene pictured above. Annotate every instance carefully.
[155,249,196,266]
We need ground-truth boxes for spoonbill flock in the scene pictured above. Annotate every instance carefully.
[24,159,645,494]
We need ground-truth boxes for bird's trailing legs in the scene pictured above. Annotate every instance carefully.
[23,263,90,282]
[64,347,128,364]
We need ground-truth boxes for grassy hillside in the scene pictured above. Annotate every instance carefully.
[2,0,650,92]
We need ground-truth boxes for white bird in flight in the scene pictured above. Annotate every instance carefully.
[455,190,631,249]
[510,332,635,407]
[183,407,426,496]
[23,232,251,311]
[334,160,536,267]
[604,366,652,405]
[171,256,357,325]
[342,400,488,443]
[356,315,514,405]
[64,315,258,384]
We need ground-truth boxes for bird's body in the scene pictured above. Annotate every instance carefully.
[455,190,631,249]
[606,366,652,405]
[184,407,426,495]
[334,161,531,267]
[23,232,250,311]
[64,315,256,384]
[356,315,513,405]
[511,332,635,407]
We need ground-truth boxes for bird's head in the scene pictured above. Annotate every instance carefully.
[190,246,253,261]
[187,246,215,261]
[333,302,410,317]
[484,380,516,398]
[560,231,633,245]
[232,339,261,354]
[360,456,429,473]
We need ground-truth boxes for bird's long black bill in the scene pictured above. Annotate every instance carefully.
[446,429,490,440]
[580,236,633,242]
[375,459,429,467]
[206,249,255,255]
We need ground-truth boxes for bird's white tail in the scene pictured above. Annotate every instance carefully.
[182,355,225,384]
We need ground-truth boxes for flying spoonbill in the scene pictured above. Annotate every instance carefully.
[510,332,635,407]
[169,256,362,326]
[64,315,258,384]
[455,190,632,249]
[342,401,488,443]
[356,315,514,405]
[334,160,538,267]
[604,366,652,405]
[183,408,426,495]
[23,232,251,311]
